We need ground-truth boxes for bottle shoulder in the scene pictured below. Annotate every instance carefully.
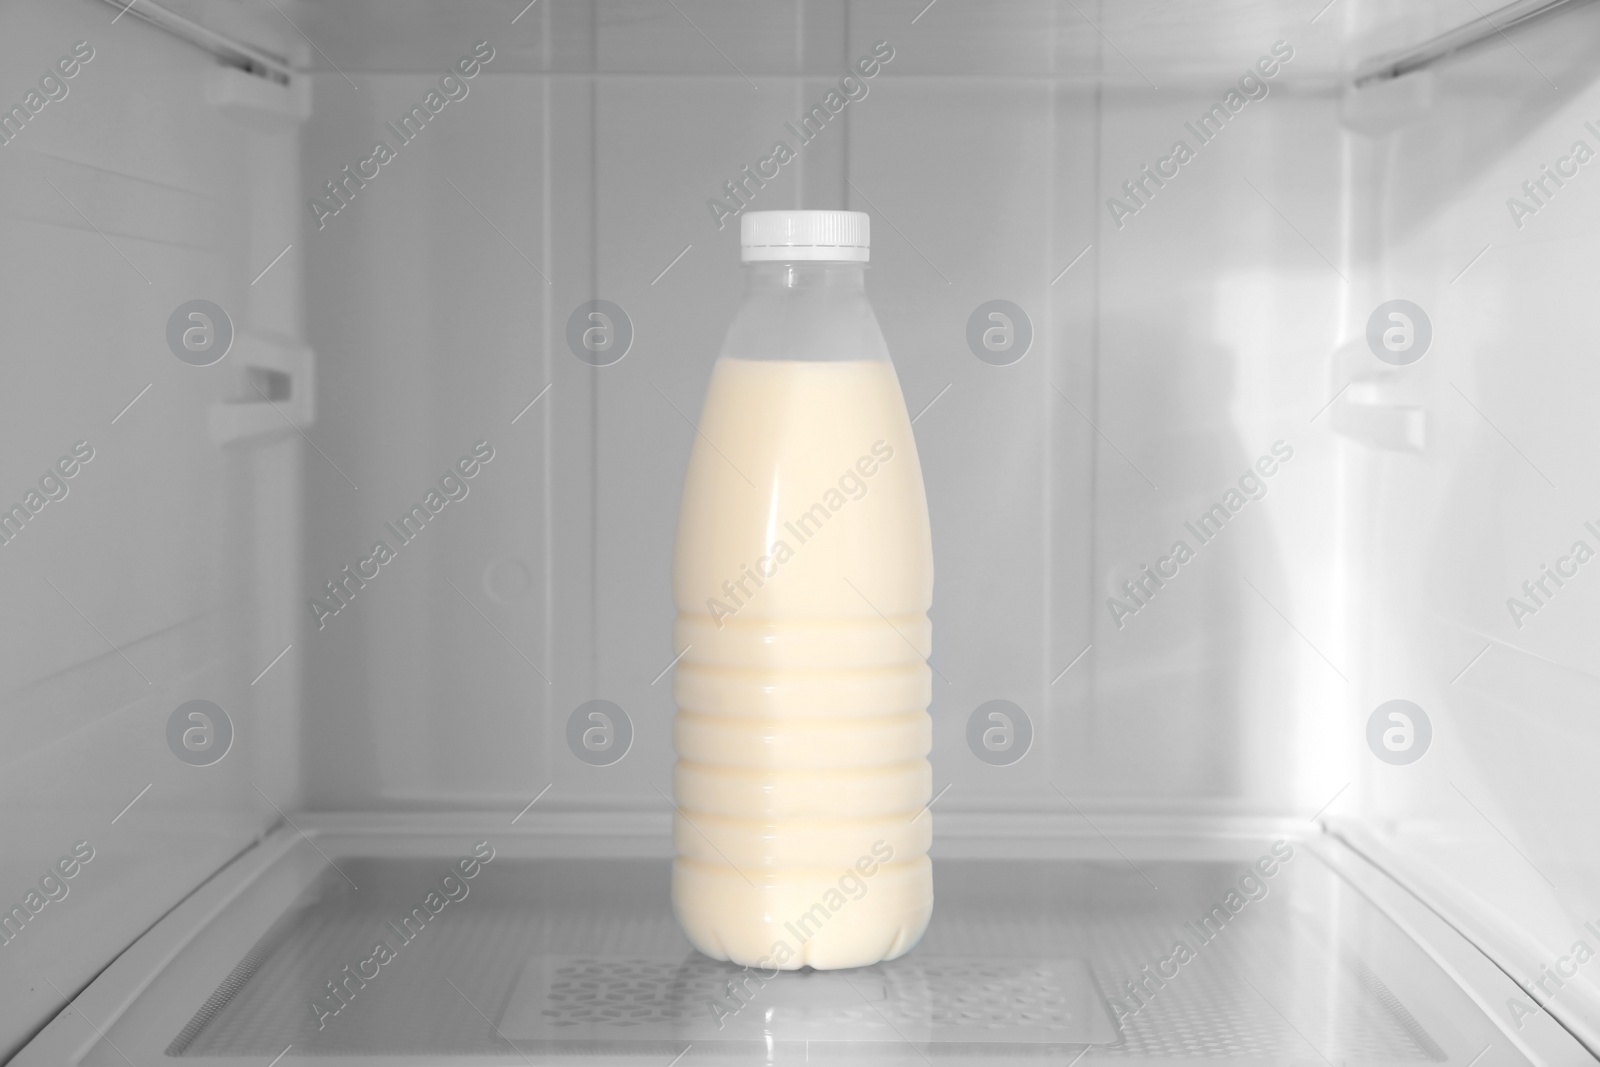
[719,288,892,363]
[672,358,932,617]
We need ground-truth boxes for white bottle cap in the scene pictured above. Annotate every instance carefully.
[740,210,870,263]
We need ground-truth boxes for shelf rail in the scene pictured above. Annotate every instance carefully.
[1353,0,1590,84]
[96,0,294,84]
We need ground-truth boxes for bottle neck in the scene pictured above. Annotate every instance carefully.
[720,260,887,363]
[743,261,867,295]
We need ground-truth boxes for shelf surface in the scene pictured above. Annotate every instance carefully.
[18,816,1593,1066]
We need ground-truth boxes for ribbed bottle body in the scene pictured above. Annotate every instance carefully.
[670,353,934,971]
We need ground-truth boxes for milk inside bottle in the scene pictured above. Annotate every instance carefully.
[670,210,935,971]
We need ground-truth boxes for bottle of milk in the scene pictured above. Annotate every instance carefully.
[670,210,934,971]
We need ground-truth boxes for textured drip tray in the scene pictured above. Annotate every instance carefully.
[153,850,1495,1062]
[499,954,1118,1044]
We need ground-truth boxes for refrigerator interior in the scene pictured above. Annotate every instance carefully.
[3,0,1600,1062]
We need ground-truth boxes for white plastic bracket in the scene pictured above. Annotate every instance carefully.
[1340,70,1434,137]
[208,332,316,446]
[205,66,311,132]
[1331,387,1428,452]
[1326,339,1429,453]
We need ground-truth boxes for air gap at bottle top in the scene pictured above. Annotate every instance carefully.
[670,210,935,971]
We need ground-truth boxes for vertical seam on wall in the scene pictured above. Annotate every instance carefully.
[1086,12,1105,765]
[840,0,850,208]
[1045,40,1057,731]
[588,50,601,697]
[542,0,556,758]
